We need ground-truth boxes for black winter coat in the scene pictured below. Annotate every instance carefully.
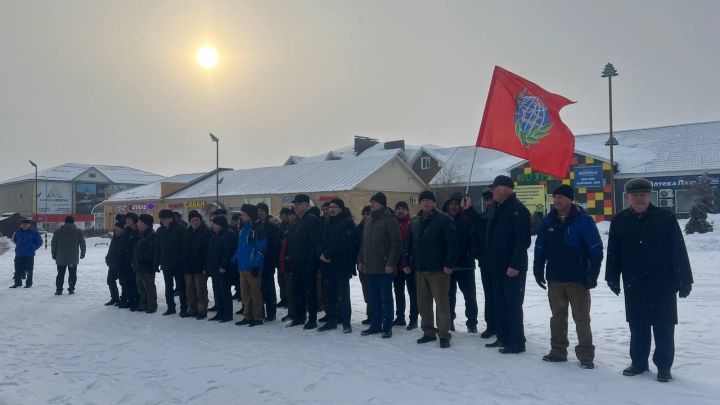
[286,211,322,272]
[105,234,127,270]
[485,193,531,273]
[605,204,693,325]
[319,211,357,278]
[132,228,158,274]
[185,224,211,274]
[259,217,281,270]
[205,226,238,275]
[405,208,458,272]
[443,206,479,270]
[120,228,138,274]
[156,220,187,274]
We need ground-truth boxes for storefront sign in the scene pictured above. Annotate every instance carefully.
[515,185,547,212]
[184,200,207,209]
[573,165,603,188]
[37,182,72,214]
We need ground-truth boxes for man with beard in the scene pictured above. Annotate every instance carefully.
[185,210,211,320]
[318,199,356,333]
[156,209,188,316]
[393,201,418,331]
[484,176,531,354]
[286,194,322,330]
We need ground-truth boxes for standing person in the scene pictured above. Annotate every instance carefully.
[257,202,280,322]
[233,204,268,326]
[185,210,211,320]
[121,213,141,311]
[475,188,497,338]
[156,209,188,316]
[444,192,480,334]
[354,205,373,325]
[286,194,322,330]
[530,205,545,236]
[133,214,158,314]
[318,199,356,333]
[405,190,457,348]
[278,208,296,322]
[9,219,43,288]
[51,216,86,295]
[357,192,401,338]
[104,221,126,306]
[534,185,604,369]
[393,201,418,331]
[484,175,531,354]
[605,178,693,383]
[276,207,291,309]
[206,215,238,323]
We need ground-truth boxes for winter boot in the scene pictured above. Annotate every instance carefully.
[381,329,392,339]
[393,317,406,326]
[417,335,437,344]
[542,353,568,362]
[579,360,595,369]
[303,320,317,330]
[623,364,649,376]
[439,338,451,348]
[657,370,673,382]
[235,319,252,326]
[406,320,418,331]
[361,328,381,336]
[485,339,503,348]
[480,329,496,339]
[343,324,352,334]
[318,323,338,332]
[162,308,176,316]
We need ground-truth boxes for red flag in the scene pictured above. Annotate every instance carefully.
[476,66,575,178]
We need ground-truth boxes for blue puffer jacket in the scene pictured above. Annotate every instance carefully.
[533,205,604,285]
[13,227,43,257]
[232,221,267,272]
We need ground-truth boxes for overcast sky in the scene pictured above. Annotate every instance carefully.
[1,0,718,180]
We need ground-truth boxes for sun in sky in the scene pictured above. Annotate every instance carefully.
[196,45,219,70]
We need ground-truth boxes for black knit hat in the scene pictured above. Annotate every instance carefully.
[159,209,174,219]
[64,216,75,224]
[115,214,126,223]
[125,212,139,223]
[370,192,387,207]
[552,184,575,201]
[419,190,436,202]
[448,192,464,204]
[212,216,228,227]
[481,188,493,199]
[491,175,515,189]
[257,202,269,214]
[292,194,310,204]
[188,210,202,220]
[330,199,346,210]
[395,201,409,211]
[138,214,154,227]
[625,178,653,194]
[241,204,258,220]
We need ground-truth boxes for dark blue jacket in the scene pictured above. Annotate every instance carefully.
[533,205,603,285]
[13,227,43,257]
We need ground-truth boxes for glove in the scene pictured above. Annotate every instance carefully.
[52,255,56,260]
[533,270,546,290]
[251,268,260,278]
[608,281,621,296]
[80,254,85,259]
[679,284,692,298]
[584,276,598,290]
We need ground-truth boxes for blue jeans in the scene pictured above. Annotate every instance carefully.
[367,273,394,331]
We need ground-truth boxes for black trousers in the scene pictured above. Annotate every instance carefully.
[290,261,318,323]
[107,268,119,301]
[163,269,187,313]
[393,270,418,322]
[449,269,479,327]
[13,256,34,286]
[322,269,352,326]
[120,271,139,307]
[278,268,288,303]
[262,267,277,319]
[630,323,675,371]
[210,272,234,321]
[56,265,77,292]
[493,270,526,347]
[479,267,497,332]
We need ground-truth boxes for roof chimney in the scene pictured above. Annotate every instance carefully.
[384,140,405,151]
[354,136,379,155]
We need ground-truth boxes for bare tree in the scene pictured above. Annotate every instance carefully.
[431,165,463,206]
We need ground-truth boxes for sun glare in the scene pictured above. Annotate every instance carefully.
[196,45,219,70]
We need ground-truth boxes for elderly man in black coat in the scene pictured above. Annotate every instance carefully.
[606,178,693,383]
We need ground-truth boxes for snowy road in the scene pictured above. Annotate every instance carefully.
[1,219,719,404]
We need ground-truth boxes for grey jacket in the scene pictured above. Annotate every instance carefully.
[51,224,86,266]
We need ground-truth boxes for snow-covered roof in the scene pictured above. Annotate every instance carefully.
[285,141,448,166]
[431,120,720,186]
[168,154,407,199]
[1,163,163,185]
[105,173,207,202]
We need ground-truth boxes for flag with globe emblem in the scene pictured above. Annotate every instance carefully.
[476,66,575,178]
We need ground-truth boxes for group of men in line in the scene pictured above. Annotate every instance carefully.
[7,175,693,382]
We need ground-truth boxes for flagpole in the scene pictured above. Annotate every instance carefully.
[465,146,479,195]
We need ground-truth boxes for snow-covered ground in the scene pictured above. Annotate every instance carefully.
[1,217,719,404]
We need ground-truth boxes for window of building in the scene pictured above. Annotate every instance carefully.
[675,189,693,213]
[420,157,431,170]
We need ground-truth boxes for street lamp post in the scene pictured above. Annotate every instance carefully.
[602,63,619,217]
[28,160,37,223]
[210,133,219,206]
